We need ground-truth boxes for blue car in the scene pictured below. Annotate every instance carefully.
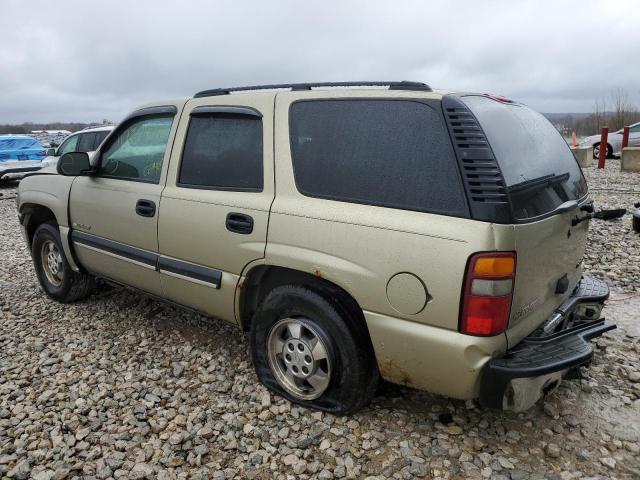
[0,135,47,181]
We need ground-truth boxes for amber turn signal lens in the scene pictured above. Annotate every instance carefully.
[473,256,515,277]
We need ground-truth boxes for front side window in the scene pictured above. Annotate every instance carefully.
[178,112,263,191]
[630,124,640,133]
[100,116,173,183]
[57,135,79,156]
[289,99,468,216]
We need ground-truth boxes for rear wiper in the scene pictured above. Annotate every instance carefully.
[507,172,570,195]
[572,208,627,226]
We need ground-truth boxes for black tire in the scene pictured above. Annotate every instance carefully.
[249,285,378,414]
[593,142,613,159]
[32,223,95,303]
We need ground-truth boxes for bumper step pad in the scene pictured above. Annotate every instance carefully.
[479,276,614,409]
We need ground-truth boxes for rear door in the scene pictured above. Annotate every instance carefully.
[460,95,590,346]
[158,95,275,322]
[69,104,183,296]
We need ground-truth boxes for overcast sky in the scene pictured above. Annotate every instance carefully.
[1,0,639,123]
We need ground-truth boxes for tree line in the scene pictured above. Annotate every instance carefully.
[551,88,640,136]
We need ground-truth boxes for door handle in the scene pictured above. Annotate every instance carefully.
[135,199,156,217]
[226,212,253,234]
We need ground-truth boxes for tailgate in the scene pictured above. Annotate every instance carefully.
[505,209,589,347]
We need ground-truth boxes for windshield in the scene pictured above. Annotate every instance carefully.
[462,95,587,221]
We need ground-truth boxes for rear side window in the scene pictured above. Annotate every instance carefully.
[76,133,96,152]
[462,96,587,221]
[178,113,263,191]
[289,100,468,216]
[93,131,110,149]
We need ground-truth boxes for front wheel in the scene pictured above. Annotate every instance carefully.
[249,285,378,414]
[32,223,95,303]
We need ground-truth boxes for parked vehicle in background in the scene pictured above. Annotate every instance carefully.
[0,135,47,181]
[579,121,640,158]
[40,125,114,171]
[16,82,615,414]
[31,130,72,148]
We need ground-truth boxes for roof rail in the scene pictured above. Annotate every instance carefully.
[193,81,432,98]
[80,123,114,131]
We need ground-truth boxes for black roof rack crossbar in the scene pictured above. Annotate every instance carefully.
[194,81,431,98]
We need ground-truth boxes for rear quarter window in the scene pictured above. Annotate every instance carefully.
[461,96,588,221]
[288,99,468,217]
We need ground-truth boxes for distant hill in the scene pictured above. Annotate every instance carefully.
[542,112,592,122]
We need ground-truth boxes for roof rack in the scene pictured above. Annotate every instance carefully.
[193,81,432,98]
[79,123,114,131]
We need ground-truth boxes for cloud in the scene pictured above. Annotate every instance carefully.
[1,0,639,122]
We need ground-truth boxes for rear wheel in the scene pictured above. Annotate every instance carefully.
[593,142,612,159]
[32,223,95,302]
[250,285,378,414]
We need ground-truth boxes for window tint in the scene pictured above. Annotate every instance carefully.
[93,130,110,150]
[288,100,467,215]
[178,113,263,191]
[77,133,96,152]
[100,116,173,183]
[57,135,78,156]
[461,96,587,221]
[630,125,640,133]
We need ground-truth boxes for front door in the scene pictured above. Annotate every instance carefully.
[630,124,640,147]
[158,95,275,322]
[69,104,183,296]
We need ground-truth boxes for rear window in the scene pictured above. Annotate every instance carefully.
[289,100,468,216]
[462,96,587,221]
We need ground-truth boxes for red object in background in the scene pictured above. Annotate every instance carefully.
[622,126,630,149]
[598,127,608,169]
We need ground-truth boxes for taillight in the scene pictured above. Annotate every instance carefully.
[460,252,516,336]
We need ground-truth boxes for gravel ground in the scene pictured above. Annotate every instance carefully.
[0,164,639,480]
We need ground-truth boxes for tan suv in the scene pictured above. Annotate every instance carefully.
[17,81,614,414]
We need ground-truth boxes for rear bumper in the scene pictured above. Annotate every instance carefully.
[479,276,614,410]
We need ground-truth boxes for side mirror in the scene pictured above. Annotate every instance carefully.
[46,148,56,156]
[57,152,95,176]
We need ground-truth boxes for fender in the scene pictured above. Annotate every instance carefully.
[18,174,80,271]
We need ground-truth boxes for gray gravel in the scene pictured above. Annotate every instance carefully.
[582,162,640,293]
[1,165,639,480]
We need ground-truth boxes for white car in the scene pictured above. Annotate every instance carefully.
[40,125,114,172]
[579,122,640,159]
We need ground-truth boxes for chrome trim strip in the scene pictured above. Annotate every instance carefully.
[159,268,219,288]
[74,243,157,270]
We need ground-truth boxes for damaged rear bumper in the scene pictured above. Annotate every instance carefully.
[479,276,614,411]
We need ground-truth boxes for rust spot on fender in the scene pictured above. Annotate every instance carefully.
[313,268,324,278]
[380,358,414,386]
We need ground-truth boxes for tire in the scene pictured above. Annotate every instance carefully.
[593,142,613,159]
[32,223,95,303]
[249,285,378,414]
